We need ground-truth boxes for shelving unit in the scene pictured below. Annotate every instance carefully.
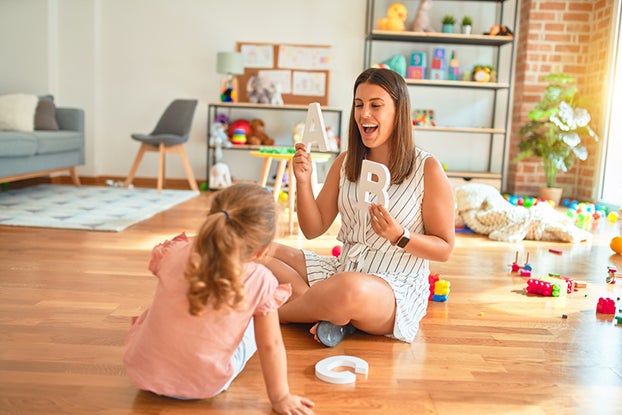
[206,102,343,190]
[364,0,518,190]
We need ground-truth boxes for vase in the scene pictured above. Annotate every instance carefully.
[538,187,563,207]
[461,25,472,35]
[442,24,454,33]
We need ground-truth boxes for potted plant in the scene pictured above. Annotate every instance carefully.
[514,73,599,205]
[441,15,455,33]
[461,16,472,34]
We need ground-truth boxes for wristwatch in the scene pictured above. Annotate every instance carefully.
[396,228,410,249]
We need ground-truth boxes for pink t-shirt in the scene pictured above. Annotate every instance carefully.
[123,233,291,399]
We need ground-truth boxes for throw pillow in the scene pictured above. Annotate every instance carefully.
[0,93,39,132]
[35,98,59,130]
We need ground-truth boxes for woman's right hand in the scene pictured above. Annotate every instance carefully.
[272,393,315,414]
[292,143,312,185]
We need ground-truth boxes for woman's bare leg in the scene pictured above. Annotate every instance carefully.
[262,242,310,299]
[279,272,396,336]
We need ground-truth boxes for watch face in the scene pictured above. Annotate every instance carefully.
[397,236,409,248]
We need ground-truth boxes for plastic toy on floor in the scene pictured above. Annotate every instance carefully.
[596,297,616,314]
[428,273,450,302]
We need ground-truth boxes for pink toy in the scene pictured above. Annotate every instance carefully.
[596,297,616,314]
[526,277,566,297]
[331,245,341,258]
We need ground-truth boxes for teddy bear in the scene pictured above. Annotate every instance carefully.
[246,76,271,104]
[246,118,274,146]
[376,2,408,31]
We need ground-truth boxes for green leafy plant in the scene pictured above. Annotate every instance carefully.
[462,16,472,26]
[442,15,455,25]
[514,73,598,188]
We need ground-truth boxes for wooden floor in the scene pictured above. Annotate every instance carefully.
[1,189,621,415]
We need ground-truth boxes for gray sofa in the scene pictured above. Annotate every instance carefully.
[0,99,84,184]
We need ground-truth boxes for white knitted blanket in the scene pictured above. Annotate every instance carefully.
[454,183,592,243]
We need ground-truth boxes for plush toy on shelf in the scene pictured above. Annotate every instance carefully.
[409,0,434,32]
[376,2,408,31]
[246,75,272,104]
[246,118,275,146]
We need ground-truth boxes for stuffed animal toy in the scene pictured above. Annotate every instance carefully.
[247,76,272,104]
[246,118,275,146]
[209,162,232,189]
[209,123,231,161]
[376,2,408,31]
[410,0,434,32]
[270,82,284,105]
[371,54,407,77]
[487,24,514,36]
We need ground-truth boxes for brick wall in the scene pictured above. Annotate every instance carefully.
[507,0,612,201]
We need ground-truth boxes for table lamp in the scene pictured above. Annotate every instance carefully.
[217,51,244,102]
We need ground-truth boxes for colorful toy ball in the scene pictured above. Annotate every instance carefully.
[608,211,620,222]
[331,245,341,258]
[610,236,622,255]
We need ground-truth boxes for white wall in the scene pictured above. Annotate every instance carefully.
[0,0,366,181]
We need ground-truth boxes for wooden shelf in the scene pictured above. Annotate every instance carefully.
[405,79,509,90]
[369,30,514,46]
[445,171,502,180]
[208,102,343,112]
[414,126,505,134]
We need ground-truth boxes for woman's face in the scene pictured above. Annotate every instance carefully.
[354,82,396,150]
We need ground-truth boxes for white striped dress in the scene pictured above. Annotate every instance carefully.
[303,147,431,343]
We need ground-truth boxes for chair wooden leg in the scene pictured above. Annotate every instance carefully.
[273,160,287,202]
[157,143,166,193]
[69,167,81,186]
[124,143,149,188]
[175,145,199,191]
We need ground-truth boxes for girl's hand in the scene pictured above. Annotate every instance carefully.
[292,143,312,185]
[369,203,402,245]
[272,393,315,414]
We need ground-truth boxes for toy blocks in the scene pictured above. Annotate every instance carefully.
[428,272,450,302]
[525,276,570,297]
[596,297,616,314]
[447,50,459,80]
[408,52,426,79]
[429,48,446,80]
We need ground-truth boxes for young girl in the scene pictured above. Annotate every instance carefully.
[123,183,315,414]
[263,67,455,347]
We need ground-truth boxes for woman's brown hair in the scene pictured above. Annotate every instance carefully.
[185,183,277,315]
[344,67,416,184]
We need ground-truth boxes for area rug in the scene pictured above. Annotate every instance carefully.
[0,185,199,231]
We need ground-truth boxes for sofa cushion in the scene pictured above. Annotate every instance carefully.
[0,133,37,157]
[35,98,59,131]
[0,93,39,132]
[33,131,82,155]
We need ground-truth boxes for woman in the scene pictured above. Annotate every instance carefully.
[264,68,455,347]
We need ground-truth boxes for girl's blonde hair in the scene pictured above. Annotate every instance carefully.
[185,183,277,315]
[345,67,416,184]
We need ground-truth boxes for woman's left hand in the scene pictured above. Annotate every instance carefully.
[369,203,402,245]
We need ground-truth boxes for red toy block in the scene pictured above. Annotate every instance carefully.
[596,297,616,314]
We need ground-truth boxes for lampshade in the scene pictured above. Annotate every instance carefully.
[216,52,244,75]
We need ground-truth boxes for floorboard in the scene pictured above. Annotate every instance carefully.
[1,190,621,414]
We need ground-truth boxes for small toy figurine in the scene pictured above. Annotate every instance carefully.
[606,266,617,284]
